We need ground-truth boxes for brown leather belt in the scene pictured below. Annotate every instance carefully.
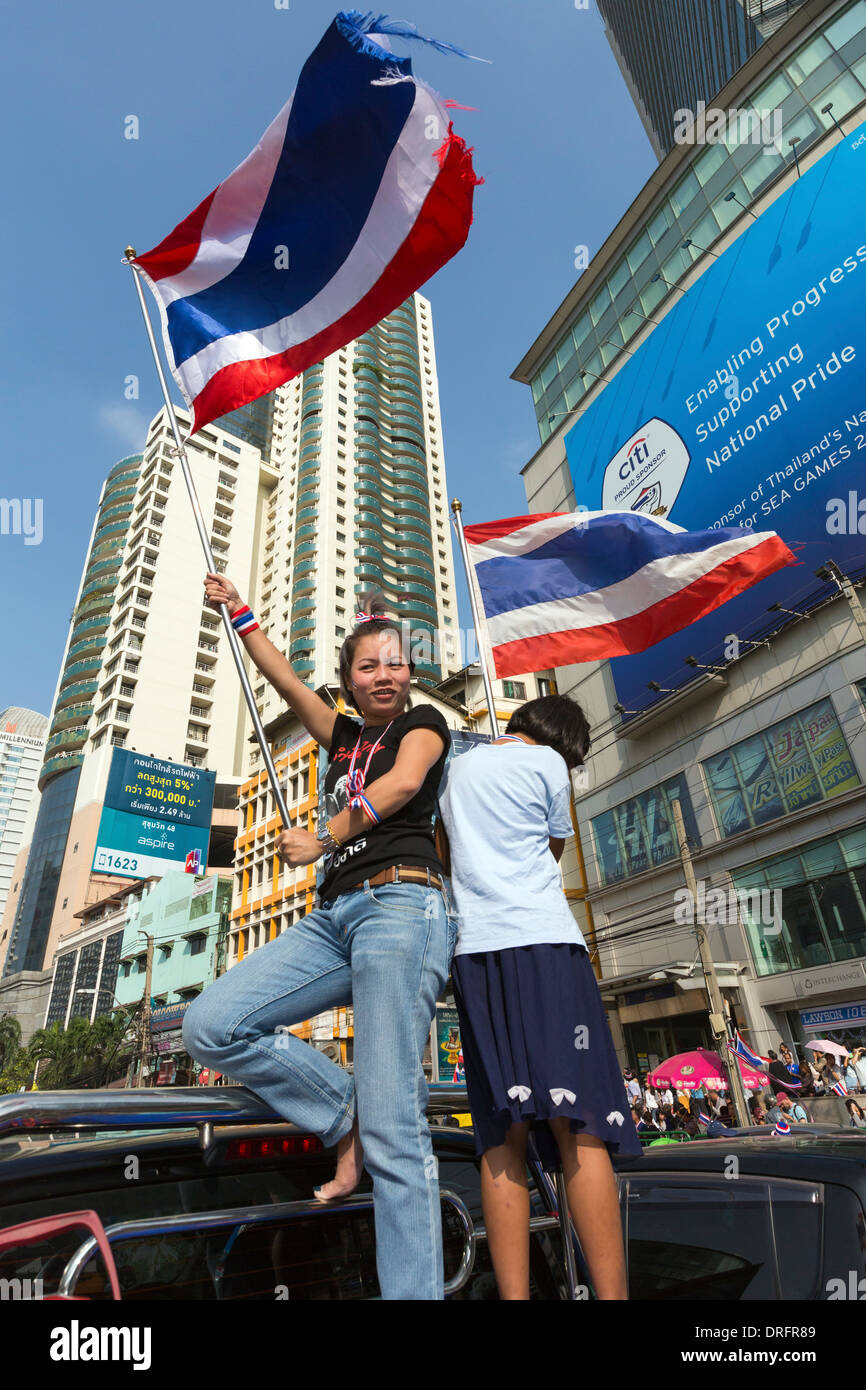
[347,865,443,893]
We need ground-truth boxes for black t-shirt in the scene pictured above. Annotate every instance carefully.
[318,704,450,901]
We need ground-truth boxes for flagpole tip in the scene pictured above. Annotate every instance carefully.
[125,245,137,259]
[451,498,462,513]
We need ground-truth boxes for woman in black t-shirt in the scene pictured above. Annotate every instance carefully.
[183,576,454,1302]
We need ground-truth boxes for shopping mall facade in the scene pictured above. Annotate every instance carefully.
[513,0,866,1075]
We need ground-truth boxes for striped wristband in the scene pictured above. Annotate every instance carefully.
[231,604,259,635]
[349,793,380,825]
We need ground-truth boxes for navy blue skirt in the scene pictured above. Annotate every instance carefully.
[451,943,643,1169]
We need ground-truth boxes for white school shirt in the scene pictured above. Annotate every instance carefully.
[437,740,584,956]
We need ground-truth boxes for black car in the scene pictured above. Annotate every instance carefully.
[613,1131,866,1300]
[0,1086,572,1301]
[0,1089,862,1300]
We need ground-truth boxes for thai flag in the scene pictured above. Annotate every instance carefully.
[774,1117,791,1134]
[698,1110,711,1126]
[462,511,795,679]
[133,11,483,436]
[728,1031,768,1072]
[831,1079,849,1096]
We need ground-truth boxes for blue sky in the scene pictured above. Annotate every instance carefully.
[1,0,655,716]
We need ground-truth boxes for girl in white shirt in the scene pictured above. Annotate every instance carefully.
[438,694,641,1301]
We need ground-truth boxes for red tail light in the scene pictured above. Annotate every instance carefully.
[224,1135,323,1161]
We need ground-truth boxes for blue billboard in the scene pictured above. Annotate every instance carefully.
[565,118,866,714]
[92,749,215,880]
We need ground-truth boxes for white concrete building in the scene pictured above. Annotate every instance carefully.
[0,708,47,961]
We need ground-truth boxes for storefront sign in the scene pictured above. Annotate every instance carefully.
[800,1000,866,1031]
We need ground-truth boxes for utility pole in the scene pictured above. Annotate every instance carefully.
[134,933,154,1089]
[816,559,866,645]
[671,800,750,1127]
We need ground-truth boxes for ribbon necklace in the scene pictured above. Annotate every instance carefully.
[496,735,525,744]
[347,719,394,794]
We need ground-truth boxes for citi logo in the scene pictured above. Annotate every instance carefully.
[619,437,650,479]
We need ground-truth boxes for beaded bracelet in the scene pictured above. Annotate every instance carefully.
[349,793,380,825]
[230,604,259,635]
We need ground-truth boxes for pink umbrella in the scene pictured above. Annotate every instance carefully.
[804,1039,849,1059]
[647,1048,767,1091]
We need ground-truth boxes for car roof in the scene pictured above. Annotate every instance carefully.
[615,1132,866,1187]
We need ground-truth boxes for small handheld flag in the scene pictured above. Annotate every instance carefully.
[462,510,795,678]
[698,1110,711,1125]
[132,10,483,436]
[831,1079,849,1097]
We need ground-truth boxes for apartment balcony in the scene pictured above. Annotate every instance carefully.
[293,659,315,676]
[290,638,315,659]
[62,656,103,682]
[66,634,108,664]
[198,639,218,654]
[192,682,213,696]
[294,539,317,559]
[119,683,135,698]
[55,679,99,710]
[291,596,316,616]
[189,704,210,719]
[39,751,84,789]
[185,751,206,768]
[115,709,131,724]
[296,523,317,542]
[187,725,208,744]
[45,726,89,756]
[50,701,94,733]
[194,661,216,675]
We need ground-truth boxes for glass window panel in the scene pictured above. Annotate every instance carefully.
[592,810,623,885]
[750,71,794,112]
[600,336,622,365]
[840,824,866,869]
[669,170,700,218]
[539,356,557,390]
[716,177,751,229]
[795,52,847,105]
[647,205,672,244]
[571,311,592,353]
[853,53,866,85]
[531,375,544,404]
[589,283,612,325]
[607,258,630,299]
[786,33,833,82]
[813,71,866,128]
[583,349,604,382]
[814,871,866,961]
[799,699,859,799]
[564,375,585,410]
[704,751,750,836]
[781,882,831,970]
[615,800,649,876]
[825,1,866,51]
[694,141,728,185]
[626,230,652,274]
[555,336,575,373]
[741,145,785,195]
[733,732,785,825]
[688,207,722,254]
[639,275,666,316]
[764,714,822,815]
[779,105,818,156]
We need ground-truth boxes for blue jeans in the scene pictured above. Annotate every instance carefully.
[182,879,456,1300]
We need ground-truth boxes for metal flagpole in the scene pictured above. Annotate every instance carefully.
[450,499,499,737]
[123,247,291,829]
[451,498,581,1299]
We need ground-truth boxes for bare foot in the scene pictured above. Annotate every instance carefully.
[314,1119,364,1202]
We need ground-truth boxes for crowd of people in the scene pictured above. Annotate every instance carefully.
[623,1042,866,1136]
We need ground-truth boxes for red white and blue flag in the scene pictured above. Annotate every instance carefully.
[463,510,796,679]
[774,1117,791,1134]
[831,1078,849,1097]
[133,11,483,436]
[728,1031,768,1072]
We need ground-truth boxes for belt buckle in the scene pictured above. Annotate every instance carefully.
[392,865,401,885]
